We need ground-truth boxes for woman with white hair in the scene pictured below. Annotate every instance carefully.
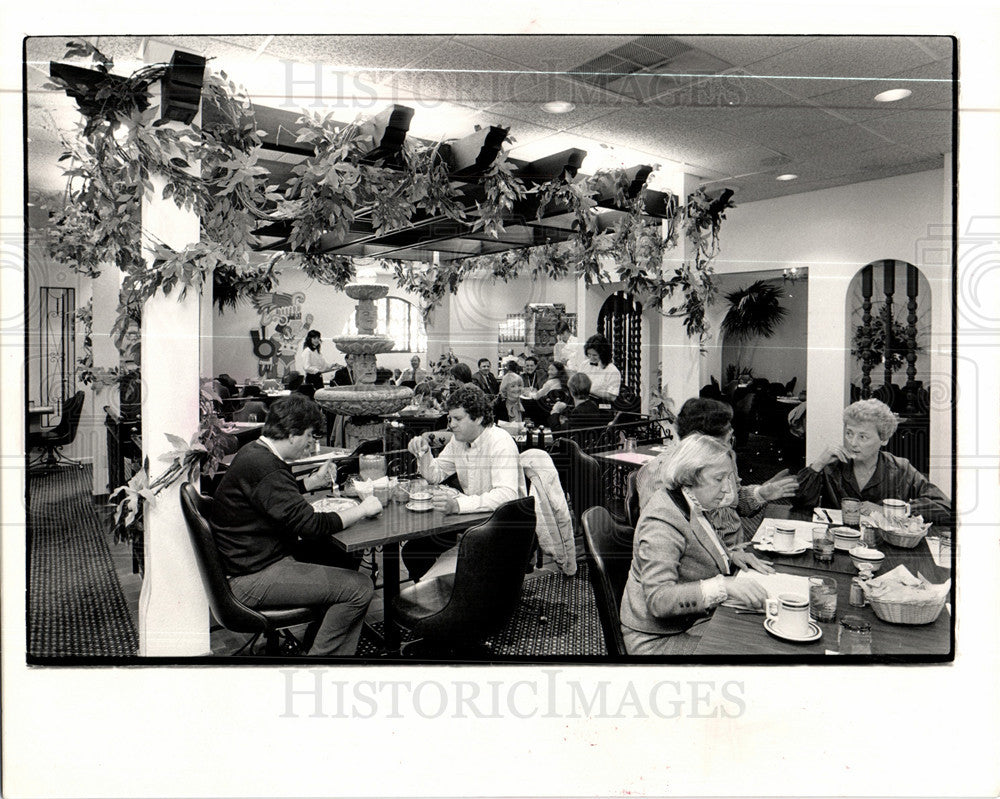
[620,434,773,656]
[794,398,950,523]
[494,371,525,423]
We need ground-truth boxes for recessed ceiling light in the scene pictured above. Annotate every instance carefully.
[776,174,798,181]
[874,88,912,103]
[541,101,575,114]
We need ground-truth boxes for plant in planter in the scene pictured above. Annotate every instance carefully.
[851,306,919,374]
[720,279,789,371]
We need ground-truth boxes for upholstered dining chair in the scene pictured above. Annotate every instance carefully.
[391,497,536,656]
[581,506,635,657]
[550,436,605,528]
[179,482,322,655]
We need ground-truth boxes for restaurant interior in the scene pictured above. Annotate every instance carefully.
[22,33,956,662]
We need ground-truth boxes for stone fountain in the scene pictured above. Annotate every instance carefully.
[314,283,413,446]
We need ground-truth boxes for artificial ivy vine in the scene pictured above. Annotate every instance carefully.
[43,39,736,546]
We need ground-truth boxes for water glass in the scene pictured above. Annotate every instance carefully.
[358,454,386,481]
[248,413,259,423]
[841,498,861,527]
[812,526,834,563]
[938,533,953,569]
[809,576,838,622]
[859,520,878,548]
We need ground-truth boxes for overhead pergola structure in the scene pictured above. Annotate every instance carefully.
[50,52,681,267]
[222,103,680,264]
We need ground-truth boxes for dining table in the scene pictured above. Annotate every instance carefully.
[325,497,491,655]
[694,507,953,659]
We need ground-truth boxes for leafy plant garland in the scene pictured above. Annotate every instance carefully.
[851,306,920,373]
[46,40,737,553]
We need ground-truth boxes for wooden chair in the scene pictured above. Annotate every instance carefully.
[581,506,636,657]
[550,437,605,528]
[392,497,536,655]
[179,482,322,655]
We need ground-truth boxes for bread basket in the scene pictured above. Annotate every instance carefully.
[876,525,928,549]
[868,593,946,625]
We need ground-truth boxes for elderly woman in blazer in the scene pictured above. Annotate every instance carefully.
[620,434,773,656]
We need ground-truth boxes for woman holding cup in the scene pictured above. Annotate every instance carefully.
[620,434,774,656]
[793,399,951,524]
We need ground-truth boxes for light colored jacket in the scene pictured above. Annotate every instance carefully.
[519,448,576,576]
[620,488,732,636]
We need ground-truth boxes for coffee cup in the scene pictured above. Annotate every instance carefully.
[773,525,796,551]
[408,491,433,511]
[882,499,910,518]
[765,593,812,638]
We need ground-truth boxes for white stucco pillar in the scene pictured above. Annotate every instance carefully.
[88,264,121,496]
[137,101,209,656]
[656,173,704,412]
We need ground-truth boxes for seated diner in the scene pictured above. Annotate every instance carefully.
[403,385,527,581]
[620,434,773,656]
[793,398,951,524]
[209,394,383,656]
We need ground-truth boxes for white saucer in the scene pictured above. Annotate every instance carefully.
[755,543,809,556]
[763,617,823,643]
[406,502,434,513]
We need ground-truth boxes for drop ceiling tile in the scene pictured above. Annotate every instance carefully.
[671,35,819,68]
[700,144,796,177]
[714,106,852,143]
[748,36,941,98]
[263,35,450,71]
[778,123,893,159]
[453,35,637,73]
[859,107,954,145]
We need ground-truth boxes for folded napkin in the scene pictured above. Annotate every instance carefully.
[723,570,811,609]
[860,565,950,603]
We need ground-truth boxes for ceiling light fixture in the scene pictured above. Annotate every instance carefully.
[541,100,575,114]
[776,173,798,181]
[874,88,912,103]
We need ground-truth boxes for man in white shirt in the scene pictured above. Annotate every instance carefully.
[395,354,430,385]
[552,321,584,373]
[403,384,526,581]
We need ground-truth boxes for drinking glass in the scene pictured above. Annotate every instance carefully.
[812,526,834,563]
[248,413,259,423]
[358,454,386,481]
[809,576,838,622]
[841,498,861,527]
[859,520,878,548]
[838,616,872,654]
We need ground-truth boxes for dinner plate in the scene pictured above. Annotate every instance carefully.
[763,617,822,643]
[311,497,359,513]
[429,485,460,498]
[406,502,434,513]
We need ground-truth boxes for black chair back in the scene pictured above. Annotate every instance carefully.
[51,391,86,444]
[611,385,642,414]
[581,506,635,656]
[624,470,641,528]
[179,482,271,634]
[394,497,536,644]
[551,437,604,526]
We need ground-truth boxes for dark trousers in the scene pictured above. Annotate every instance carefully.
[228,539,371,656]
[401,530,461,582]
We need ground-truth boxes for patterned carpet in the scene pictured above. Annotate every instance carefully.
[357,564,607,659]
[28,466,139,659]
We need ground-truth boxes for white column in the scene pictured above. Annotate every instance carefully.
[656,173,704,411]
[200,275,214,380]
[137,105,209,656]
[424,255,452,363]
[89,265,121,496]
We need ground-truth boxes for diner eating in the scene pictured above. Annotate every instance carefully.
[22,34,956,665]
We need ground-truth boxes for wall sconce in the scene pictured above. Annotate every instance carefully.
[783,266,805,283]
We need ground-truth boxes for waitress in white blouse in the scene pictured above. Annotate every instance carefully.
[579,334,622,403]
[295,330,333,388]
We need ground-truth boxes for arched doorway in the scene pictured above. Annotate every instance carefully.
[597,290,642,411]
[847,259,932,472]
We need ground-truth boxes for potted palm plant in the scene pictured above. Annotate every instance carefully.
[720,279,789,372]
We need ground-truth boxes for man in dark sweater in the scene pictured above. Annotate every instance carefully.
[210,394,382,656]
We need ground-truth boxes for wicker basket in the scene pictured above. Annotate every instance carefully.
[876,525,928,549]
[869,594,946,625]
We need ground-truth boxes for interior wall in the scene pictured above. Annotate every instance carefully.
[445,273,578,368]
[713,167,950,489]
[717,273,809,389]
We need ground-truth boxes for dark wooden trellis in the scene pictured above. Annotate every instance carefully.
[597,290,643,395]
[856,259,930,473]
